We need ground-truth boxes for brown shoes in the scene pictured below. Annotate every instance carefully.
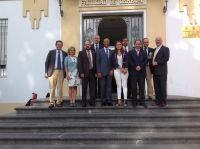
[49,104,54,108]
[56,103,62,107]
[159,103,166,107]
[151,102,160,106]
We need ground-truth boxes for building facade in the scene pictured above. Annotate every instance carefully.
[0,0,200,114]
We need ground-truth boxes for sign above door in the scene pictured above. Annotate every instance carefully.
[79,0,146,7]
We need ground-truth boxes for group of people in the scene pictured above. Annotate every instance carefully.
[44,35,170,109]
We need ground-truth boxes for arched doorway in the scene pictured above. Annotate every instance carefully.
[98,16,127,46]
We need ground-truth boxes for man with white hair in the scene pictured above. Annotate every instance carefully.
[151,37,170,107]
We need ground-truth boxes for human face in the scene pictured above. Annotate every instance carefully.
[122,38,128,46]
[116,42,122,50]
[84,41,91,50]
[56,42,63,50]
[143,38,149,48]
[155,37,163,47]
[103,38,110,48]
[94,35,100,44]
[134,40,141,50]
[69,48,75,56]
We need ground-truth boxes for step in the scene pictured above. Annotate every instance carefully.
[0,122,200,133]
[32,95,200,106]
[0,144,200,149]
[15,104,200,114]
[0,132,200,145]
[1,112,200,123]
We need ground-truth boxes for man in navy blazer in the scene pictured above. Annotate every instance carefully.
[91,35,104,99]
[45,40,68,108]
[96,38,114,106]
[152,37,170,107]
[129,40,148,108]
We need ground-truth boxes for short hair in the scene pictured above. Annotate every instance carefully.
[142,38,149,42]
[68,46,76,55]
[134,39,142,44]
[122,37,128,41]
[55,40,63,45]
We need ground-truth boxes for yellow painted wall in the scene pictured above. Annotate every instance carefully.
[0,102,25,116]
[61,0,166,96]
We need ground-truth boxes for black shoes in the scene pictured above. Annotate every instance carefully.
[101,102,106,106]
[140,103,148,108]
[132,103,137,107]
[90,103,96,106]
[107,102,113,106]
[82,103,86,107]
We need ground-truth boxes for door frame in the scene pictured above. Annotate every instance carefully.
[79,9,147,51]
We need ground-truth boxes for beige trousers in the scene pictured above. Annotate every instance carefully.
[145,66,154,97]
[48,70,64,105]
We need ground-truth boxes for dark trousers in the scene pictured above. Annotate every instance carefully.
[95,78,101,99]
[131,75,145,104]
[153,75,167,104]
[100,75,112,103]
[81,70,96,104]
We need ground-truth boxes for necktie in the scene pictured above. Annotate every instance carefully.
[144,47,149,65]
[96,44,98,51]
[57,51,61,69]
[87,51,92,69]
[136,49,139,57]
[124,46,127,52]
[106,48,109,59]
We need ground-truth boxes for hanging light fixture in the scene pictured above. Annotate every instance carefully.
[58,0,63,17]
[163,0,168,13]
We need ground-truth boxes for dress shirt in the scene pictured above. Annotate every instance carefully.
[123,46,129,53]
[54,49,63,69]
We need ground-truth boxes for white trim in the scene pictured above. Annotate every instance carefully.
[79,9,147,51]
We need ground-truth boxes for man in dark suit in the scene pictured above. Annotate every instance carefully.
[122,37,132,99]
[96,38,114,106]
[129,40,148,108]
[44,40,68,108]
[152,37,170,107]
[91,35,104,99]
[78,41,97,107]
[143,38,154,99]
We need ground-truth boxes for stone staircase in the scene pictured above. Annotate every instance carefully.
[0,95,200,149]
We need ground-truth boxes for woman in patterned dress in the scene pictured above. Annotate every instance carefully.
[64,46,80,107]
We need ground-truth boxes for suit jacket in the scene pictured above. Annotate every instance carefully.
[91,44,104,52]
[96,47,113,76]
[143,47,155,74]
[128,47,148,77]
[45,49,68,77]
[78,49,96,77]
[112,51,129,69]
[152,45,170,76]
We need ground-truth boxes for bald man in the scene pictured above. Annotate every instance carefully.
[96,38,114,106]
[151,37,170,107]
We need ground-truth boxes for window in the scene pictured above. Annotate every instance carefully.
[0,19,8,77]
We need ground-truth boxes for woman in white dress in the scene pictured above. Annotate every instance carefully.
[64,46,80,107]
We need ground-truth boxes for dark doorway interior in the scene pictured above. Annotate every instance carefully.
[98,16,127,93]
[98,16,127,46]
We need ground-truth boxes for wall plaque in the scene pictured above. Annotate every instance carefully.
[182,26,200,38]
[79,0,146,7]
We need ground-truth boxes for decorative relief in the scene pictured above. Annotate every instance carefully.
[23,0,48,29]
[179,0,200,25]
